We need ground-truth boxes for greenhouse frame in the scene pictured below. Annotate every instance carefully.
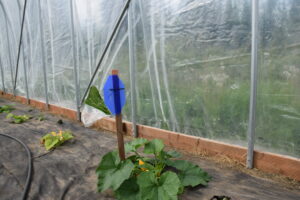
[0,0,300,186]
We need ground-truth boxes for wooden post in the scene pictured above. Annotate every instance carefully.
[112,70,125,160]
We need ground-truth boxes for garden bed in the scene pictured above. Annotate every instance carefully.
[0,97,299,200]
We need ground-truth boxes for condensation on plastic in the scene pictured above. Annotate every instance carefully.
[0,0,299,158]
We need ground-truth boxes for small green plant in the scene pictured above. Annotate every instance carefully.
[85,86,110,114]
[0,105,15,113]
[96,138,211,200]
[36,114,45,121]
[6,113,31,124]
[40,130,74,150]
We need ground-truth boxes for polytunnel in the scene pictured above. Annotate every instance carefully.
[0,0,300,199]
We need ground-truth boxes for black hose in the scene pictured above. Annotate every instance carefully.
[0,133,32,200]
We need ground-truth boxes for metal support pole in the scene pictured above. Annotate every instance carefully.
[80,0,132,107]
[13,0,28,95]
[128,4,138,137]
[70,0,81,121]
[138,0,158,120]
[38,0,49,109]
[247,0,259,169]
[0,58,5,92]
[18,2,30,103]
[22,53,30,104]
[2,7,14,94]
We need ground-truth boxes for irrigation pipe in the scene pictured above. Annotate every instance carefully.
[0,133,32,200]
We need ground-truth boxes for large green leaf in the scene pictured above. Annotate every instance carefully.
[62,131,74,140]
[96,151,134,192]
[44,136,59,150]
[137,171,180,200]
[166,160,211,187]
[85,86,110,115]
[143,139,164,155]
[166,150,181,158]
[157,150,181,163]
[125,138,149,153]
[115,177,141,200]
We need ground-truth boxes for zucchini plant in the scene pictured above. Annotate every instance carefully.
[40,130,74,150]
[6,113,31,124]
[96,138,211,200]
[0,105,14,113]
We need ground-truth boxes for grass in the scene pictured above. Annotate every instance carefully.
[124,44,300,157]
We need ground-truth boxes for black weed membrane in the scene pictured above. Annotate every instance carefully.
[0,99,117,200]
[0,135,28,199]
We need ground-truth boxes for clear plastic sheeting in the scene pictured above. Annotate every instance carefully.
[0,0,299,158]
[256,0,300,157]
[0,0,22,94]
[82,13,131,126]
[132,0,251,144]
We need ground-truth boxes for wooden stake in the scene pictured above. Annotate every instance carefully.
[116,113,125,160]
[112,70,125,160]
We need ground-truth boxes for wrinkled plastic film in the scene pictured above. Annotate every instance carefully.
[0,0,22,94]
[256,0,300,157]
[80,0,130,125]
[82,13,132,125]
[0,0,299,158]
[134,0,251,147]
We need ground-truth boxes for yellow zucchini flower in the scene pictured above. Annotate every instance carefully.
[58,130,63,140]
[141,168,149,172]
[138,159,145,165]
[138,160,148,171]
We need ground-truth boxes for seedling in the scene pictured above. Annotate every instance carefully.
[40,130,73,150]
[36,114,45,121]
[96,138,211,200]
[6,113,31,124]
[0,105,15,113]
